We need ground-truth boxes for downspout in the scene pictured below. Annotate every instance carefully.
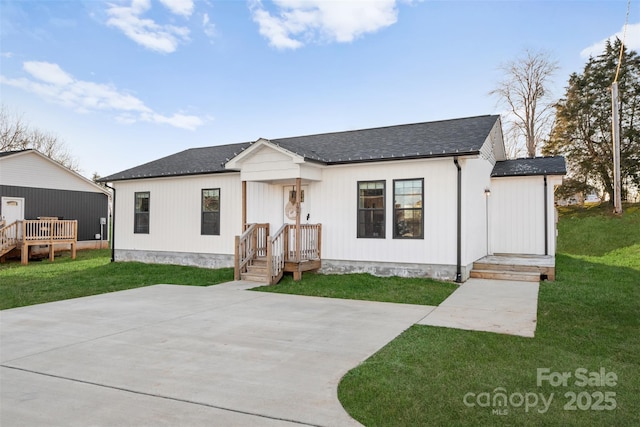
[105,183,116,262]
[544,175,548,256]
[453,157,462,283]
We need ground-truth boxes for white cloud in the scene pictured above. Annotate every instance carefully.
[1,61,204,131]
[581,22,640,58]
[202,12,216,39]
[146,112,204,129]
[106,0,190,53]
[23,61,74,86]
[158,0,194,17]
[249,0,399,49]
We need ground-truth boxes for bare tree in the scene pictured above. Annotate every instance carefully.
[0,105,79,171]
[490,49,559,158]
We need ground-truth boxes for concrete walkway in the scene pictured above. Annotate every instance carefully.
[1,278,539,426]
[0,282,436,427]
[417,278,540,338]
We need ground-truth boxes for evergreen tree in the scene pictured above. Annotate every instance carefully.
[544,39,640,203]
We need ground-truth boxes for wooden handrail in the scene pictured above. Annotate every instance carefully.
[235,223,256,280]
[1,221,19,257]
[267,224,287,284]
[235,222,322,284]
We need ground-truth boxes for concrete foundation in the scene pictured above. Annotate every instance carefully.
[115,249,234,269]
[113,250,473,281]
[320,259,472,282]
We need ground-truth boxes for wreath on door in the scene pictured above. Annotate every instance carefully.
[285,201,297,220]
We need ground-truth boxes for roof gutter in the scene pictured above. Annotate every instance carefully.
[104,183,116,263]
[326,151,480,166]
[544,175,548,256]
[454,157,462,283]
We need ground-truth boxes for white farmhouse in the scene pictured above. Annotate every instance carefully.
[99,115,565,283]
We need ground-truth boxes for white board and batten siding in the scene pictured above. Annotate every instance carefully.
[309,158,459,266]
[490,175,562,255]
[243,155,491,268]
[0,150,108,194]
[460,156,493,266]
[114,173,242,255]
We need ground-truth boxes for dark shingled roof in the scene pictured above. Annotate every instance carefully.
[491,156,566,177]
[0,150,29,158]
[271,115,500,163]
[100,115,500,182]
[99,143,251,182]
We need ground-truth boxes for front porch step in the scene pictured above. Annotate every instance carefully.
[240,272,269,283]
[473,262,548,274]
[471,255,555,281]
[241,259,269,283]
[469,269,541,282]
[246,265,267,275]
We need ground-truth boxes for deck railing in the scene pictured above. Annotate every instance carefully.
[22,219,77,242]
[0,221,20,257]
[0,219,78,264]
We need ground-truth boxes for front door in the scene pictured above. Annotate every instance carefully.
[1,197,25,226]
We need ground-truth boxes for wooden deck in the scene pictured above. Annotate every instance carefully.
[471,254,556,282]
[0,219,78,265]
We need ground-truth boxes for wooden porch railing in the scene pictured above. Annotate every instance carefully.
[266,224,286,285]
[288,224,322,262]
[234,223,270,280]
[0,219,78,264]
[235,223,322,284]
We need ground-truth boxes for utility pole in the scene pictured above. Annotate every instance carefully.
[611,82,623,214]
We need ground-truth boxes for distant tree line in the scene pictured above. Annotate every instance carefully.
[0,105,79,172]
[492,40,640,204]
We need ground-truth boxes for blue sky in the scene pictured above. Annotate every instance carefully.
[1,0,638,179]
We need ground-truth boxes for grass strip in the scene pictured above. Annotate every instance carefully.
[0,249,233,310]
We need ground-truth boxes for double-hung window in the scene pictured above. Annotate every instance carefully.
[393,179,423,239]
[134,192,150,234]
[357,181,385,238]
[201,189,220,235]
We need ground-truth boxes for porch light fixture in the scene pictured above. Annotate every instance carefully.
[484,188,491,197]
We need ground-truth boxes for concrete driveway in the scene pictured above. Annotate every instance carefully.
[1,282,435,426]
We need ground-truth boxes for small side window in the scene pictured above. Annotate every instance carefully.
[202,188,220,235]
[134,192,150,234]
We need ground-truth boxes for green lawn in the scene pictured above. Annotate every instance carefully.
[254,272,457,306]
[0,249,233,310]
[2,204,638,425]
[338,203,640,426]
